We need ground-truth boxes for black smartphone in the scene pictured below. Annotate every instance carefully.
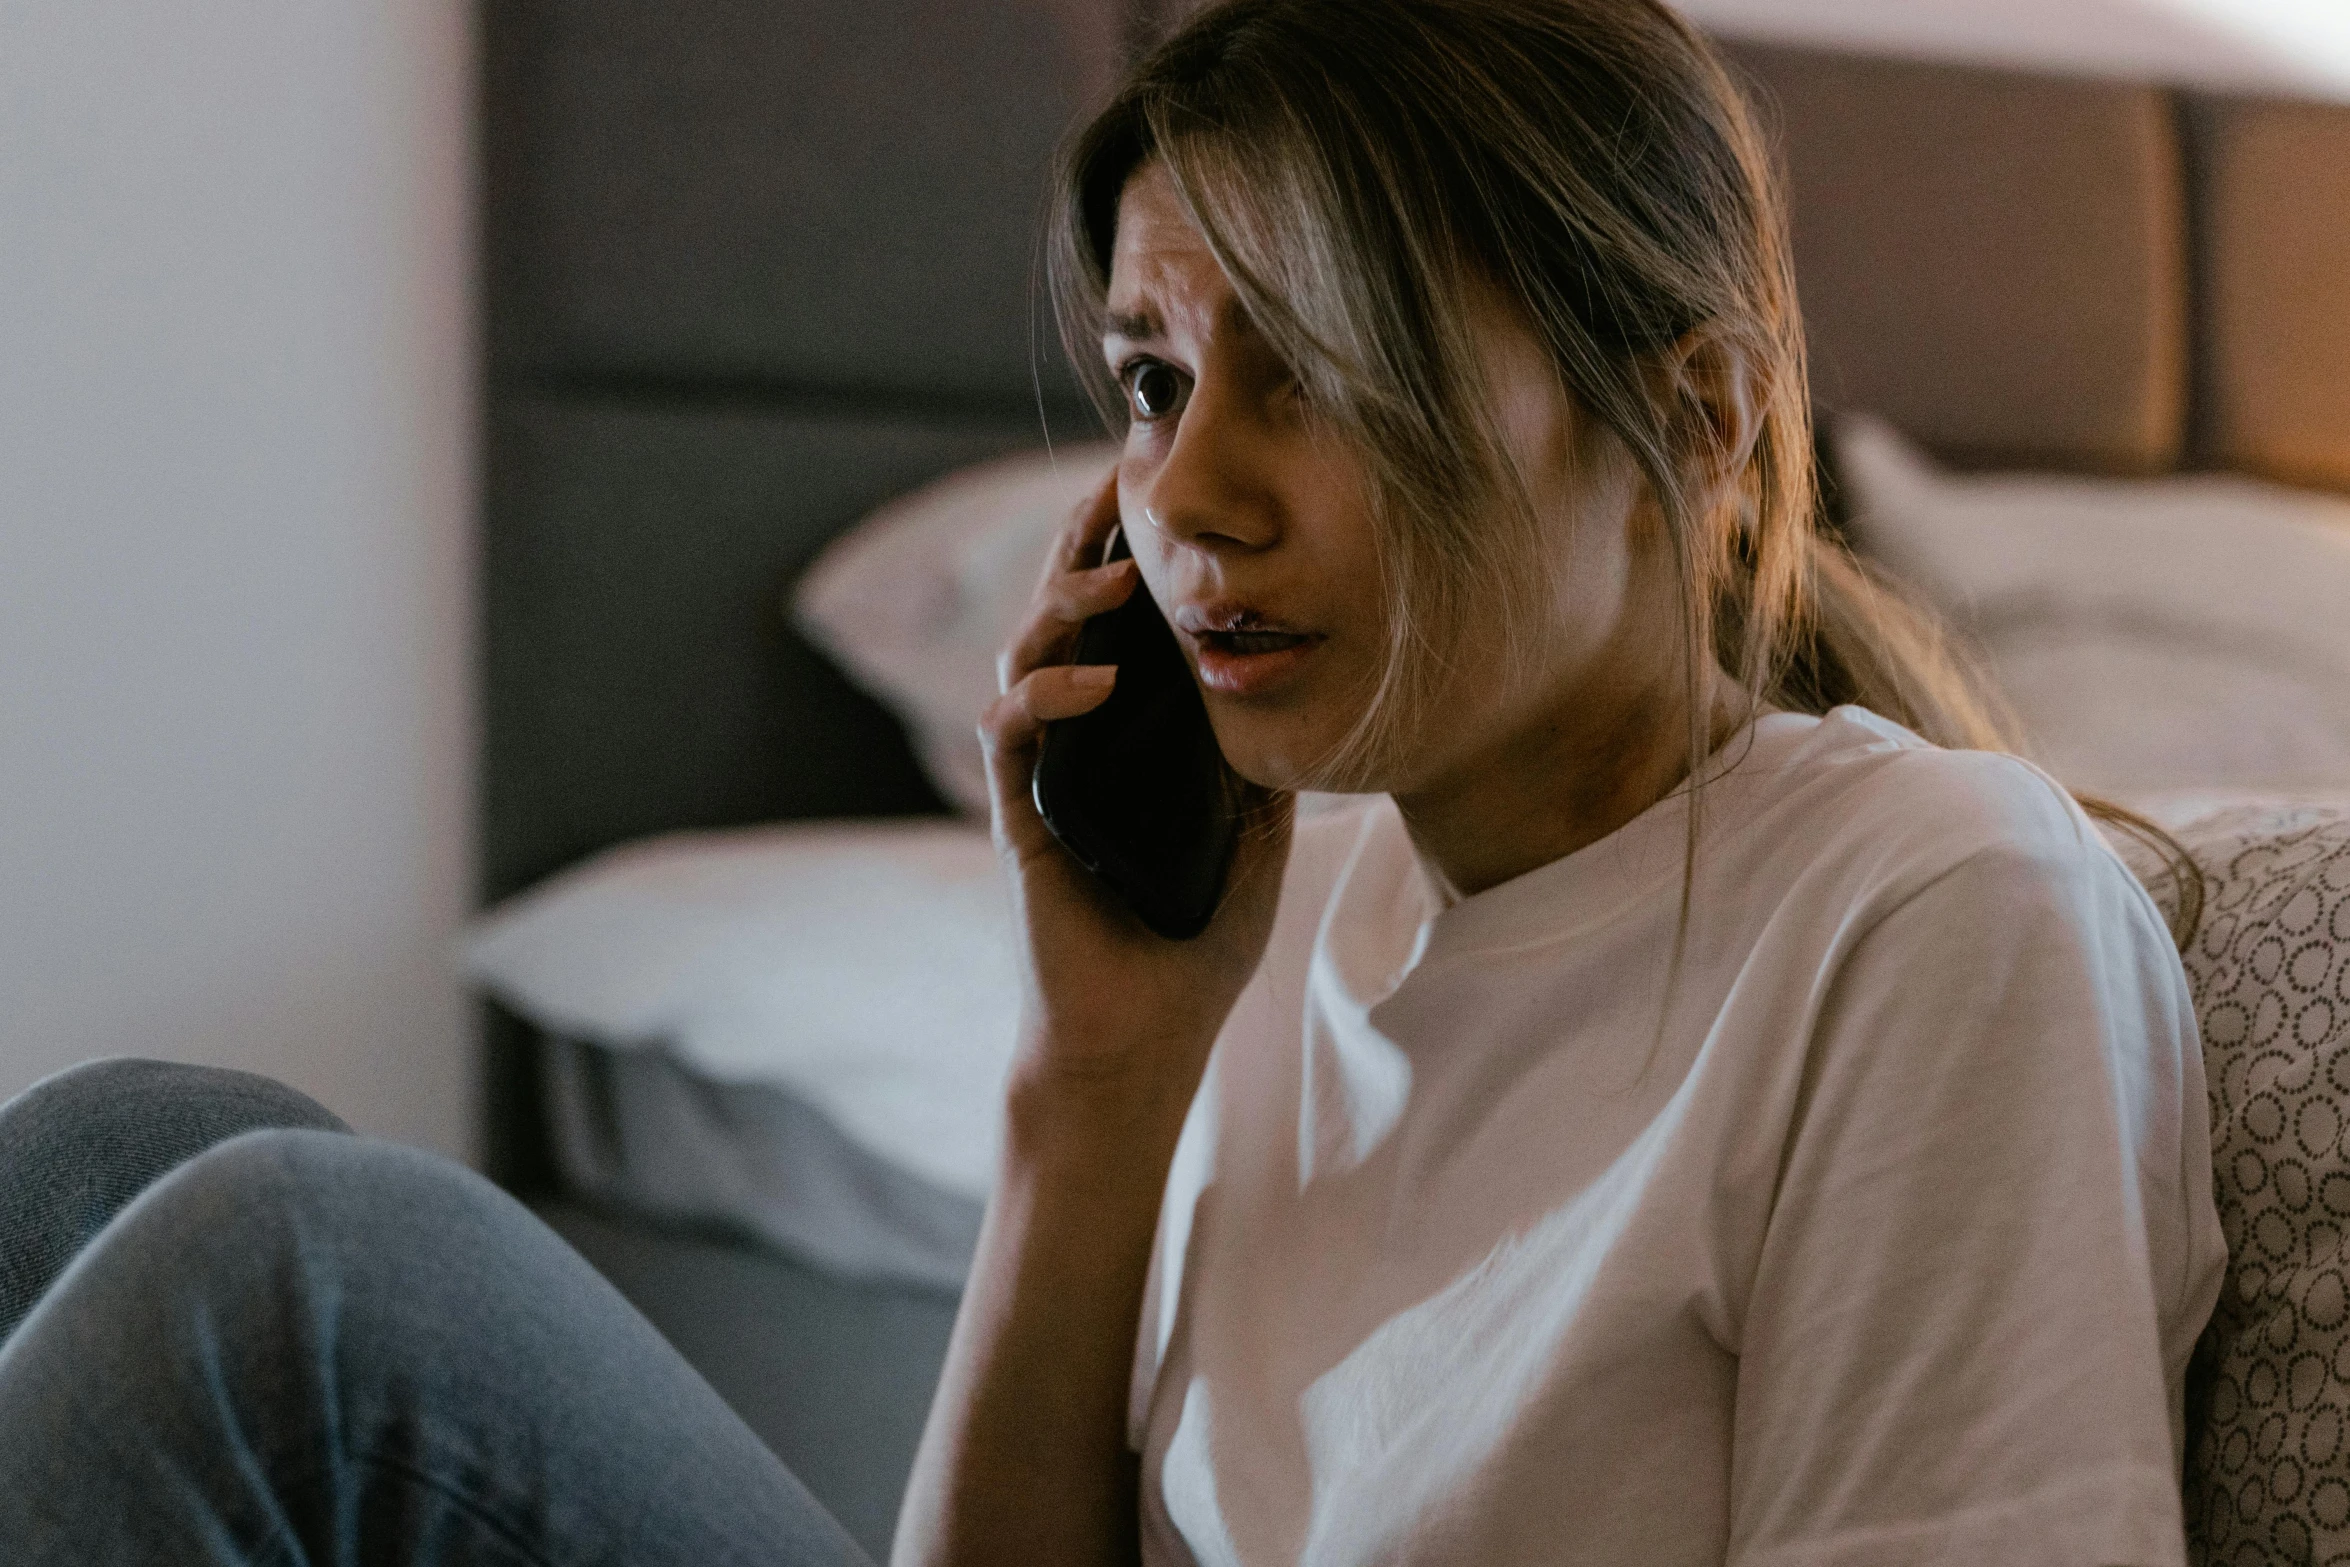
[1032,525,1243,939]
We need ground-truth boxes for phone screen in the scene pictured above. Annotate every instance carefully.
[1031,526,1242,939]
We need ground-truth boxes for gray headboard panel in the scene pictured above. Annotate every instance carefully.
[481,0,1125,1179]
[482,397,1060,905]
[1724,43,2188,474]
[483,0,1121,404]
[2194,96,2350,492]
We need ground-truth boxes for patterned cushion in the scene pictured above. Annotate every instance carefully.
[2121,800,2350,1565]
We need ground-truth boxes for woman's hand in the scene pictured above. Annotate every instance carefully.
[897,473,1293,1567]
[979,470,1294,1092]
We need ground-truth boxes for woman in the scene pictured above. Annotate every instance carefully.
[0,2,2222,1564]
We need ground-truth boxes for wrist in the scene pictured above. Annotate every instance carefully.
[1000,1041,1205,1181]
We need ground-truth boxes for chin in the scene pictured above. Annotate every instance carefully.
[1207,720,1322,794]
[1207,712,1374,796]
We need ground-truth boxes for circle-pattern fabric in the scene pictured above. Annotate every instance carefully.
[2123,802,2350,1566]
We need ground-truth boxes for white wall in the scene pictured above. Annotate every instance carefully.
[0,0,477,1157]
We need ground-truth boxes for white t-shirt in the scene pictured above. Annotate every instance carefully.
[1130,707,2225,1567]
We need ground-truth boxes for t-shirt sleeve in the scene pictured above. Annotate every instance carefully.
[1728,835,2222,1567]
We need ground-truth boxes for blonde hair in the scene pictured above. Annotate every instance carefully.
[1049,0,2199,942]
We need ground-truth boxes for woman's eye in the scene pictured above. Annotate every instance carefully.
[1123,361,1188,422]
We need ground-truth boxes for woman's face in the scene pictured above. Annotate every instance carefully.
[1103,160,1676,802]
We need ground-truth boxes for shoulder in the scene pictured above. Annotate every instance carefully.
[1753,706,2123,896]
[1747,720,2198,1156]
[1702,708,2181,987]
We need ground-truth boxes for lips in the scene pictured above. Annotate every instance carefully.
[1174,602,1324,696]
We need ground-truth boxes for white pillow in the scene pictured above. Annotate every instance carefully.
[794,444,1120,814]
[1838,415,2350,795]
[464,819,1019,1200]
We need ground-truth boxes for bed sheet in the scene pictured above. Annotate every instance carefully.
[540,1033,982,1293]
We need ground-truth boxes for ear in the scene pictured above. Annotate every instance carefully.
[1649,330,1765,481]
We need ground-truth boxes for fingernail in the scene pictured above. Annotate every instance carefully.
[1072,664,1117,689]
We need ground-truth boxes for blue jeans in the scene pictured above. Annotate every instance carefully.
[0,1059,871,1565]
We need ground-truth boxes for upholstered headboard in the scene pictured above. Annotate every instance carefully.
[481,0,1124,905]
[1723,42,2350,486]
[478,0,1129,1177]
[2192,96,2350,490]
[1728,45,2189,472]
[478,1,2350,1180]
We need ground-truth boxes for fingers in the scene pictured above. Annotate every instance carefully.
[1043,466,1125,580]
[979,663,1117,794]
[997,556,1140,696]
[1013,662,1119,725]
[999,468,1133,694]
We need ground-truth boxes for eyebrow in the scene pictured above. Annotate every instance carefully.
[1103,301,1268,347]
[1103,309,1159,341]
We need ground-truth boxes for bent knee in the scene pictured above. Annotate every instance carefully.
[152,1131,563,1307]
[129,1131,602,1376]
[158,1129,497,1243]
[3,1130,431,1361]
[1,1057,348,1144]
[0,1065,352,1343]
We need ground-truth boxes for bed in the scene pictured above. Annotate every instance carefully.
[473,2,2350,1556]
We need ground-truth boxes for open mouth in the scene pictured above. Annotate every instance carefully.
[1200,629,1314,658]
[1173,601,1324,696]
[1186,623,1324,696]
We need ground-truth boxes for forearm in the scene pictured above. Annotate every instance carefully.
[911,471,1295,1563]
[892,1053,1201,1567]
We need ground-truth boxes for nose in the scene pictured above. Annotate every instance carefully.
[1132,374,1283,555]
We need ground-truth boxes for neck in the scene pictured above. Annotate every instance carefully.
[1391,662,1742,902]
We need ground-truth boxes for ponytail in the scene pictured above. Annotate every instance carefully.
[1771,513,2204,947]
